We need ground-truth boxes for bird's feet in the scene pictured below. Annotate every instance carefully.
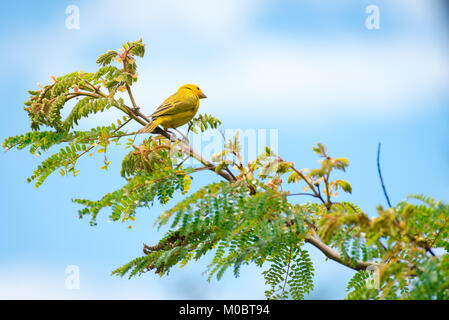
[174,128,190,144]
[166,129,189,144]
[166,130,177,143]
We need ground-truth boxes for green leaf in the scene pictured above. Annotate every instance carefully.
[335,179,352,193]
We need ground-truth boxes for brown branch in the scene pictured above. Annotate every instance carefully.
[192,165,215,173]
[225,167,237,181]
[300,202,383,271]
[144,127,234,182]
[305,234,383,271]
[132,107,153,124]
[66,91,99,101]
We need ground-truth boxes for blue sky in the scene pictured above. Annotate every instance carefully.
[0,0,448,299]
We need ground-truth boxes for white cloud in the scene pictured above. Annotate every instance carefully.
[86,0,259,41]
[3,0,448,125]
[86,0,449,122]
[131,38,449,123]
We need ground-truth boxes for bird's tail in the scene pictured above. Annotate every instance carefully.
[137,118,161,134]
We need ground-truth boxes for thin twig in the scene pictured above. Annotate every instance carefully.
[225,167,237,181]
[291,168,321,200]
[377,142,392,208]
[377,144,435,256]
[286,192,320,199]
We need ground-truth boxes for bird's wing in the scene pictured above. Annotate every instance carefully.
[150,92,197,118]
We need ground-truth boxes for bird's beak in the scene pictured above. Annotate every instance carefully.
[199,92,207,99]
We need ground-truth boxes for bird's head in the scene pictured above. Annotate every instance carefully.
[180,84,207,99]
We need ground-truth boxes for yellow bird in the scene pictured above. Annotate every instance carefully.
[139,84,207,133]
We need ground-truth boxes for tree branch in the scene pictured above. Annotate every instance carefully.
[305,234,383,271]
[291,166,327,206]
[287,192,320,199]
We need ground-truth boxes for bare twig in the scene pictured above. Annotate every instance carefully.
[286,192,320,199]
[291,167,327,207]
[377,143,392,208]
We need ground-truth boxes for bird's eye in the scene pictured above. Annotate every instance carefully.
[196,87,199,90]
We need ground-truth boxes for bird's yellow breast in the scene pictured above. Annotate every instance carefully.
[158,109,197,130]
[157,100,199,130]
